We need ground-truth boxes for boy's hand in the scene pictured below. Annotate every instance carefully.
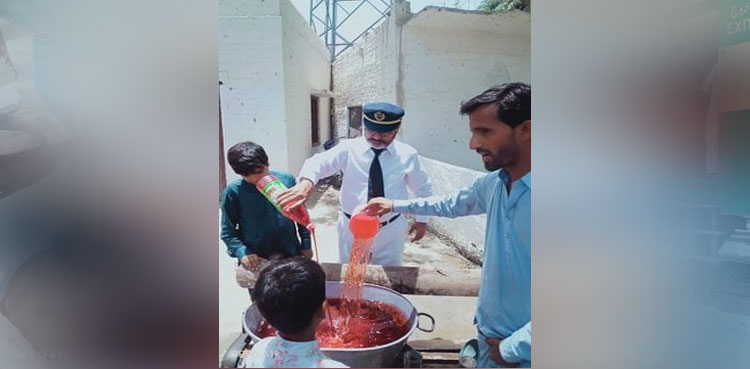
[277,179,314,212]
[300,249,313,259]
[408,222,428,242]
[364,197,393,216]
[486,337,517,367]
[241,254,264,271]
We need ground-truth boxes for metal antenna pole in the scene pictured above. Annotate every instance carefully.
[310,0,393,61]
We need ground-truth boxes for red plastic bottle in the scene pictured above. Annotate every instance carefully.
[256,175,316,231]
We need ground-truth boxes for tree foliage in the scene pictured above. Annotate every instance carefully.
[477,0,530,13]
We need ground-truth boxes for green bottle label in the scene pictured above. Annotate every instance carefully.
[261,180,287,213]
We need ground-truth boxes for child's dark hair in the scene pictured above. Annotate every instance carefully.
[252,257,326,335]
[227,141,269,176]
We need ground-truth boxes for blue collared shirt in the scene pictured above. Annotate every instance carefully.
[393,169,531,364]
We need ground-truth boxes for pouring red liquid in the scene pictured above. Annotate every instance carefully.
[349,212,380,239]
[255,174,321,262]
[254,207,406,348]
[341,212,381,302]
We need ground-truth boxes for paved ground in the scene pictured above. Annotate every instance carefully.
[219,184,479,363]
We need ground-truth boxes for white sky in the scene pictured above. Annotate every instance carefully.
[289,0,478,52]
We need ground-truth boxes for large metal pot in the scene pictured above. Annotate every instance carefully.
[244,281,435,368]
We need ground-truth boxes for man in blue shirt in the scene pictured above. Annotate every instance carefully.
[365,83,531,367]
[221,142,312,272]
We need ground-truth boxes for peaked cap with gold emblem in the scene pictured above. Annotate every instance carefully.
[362,102,404,132]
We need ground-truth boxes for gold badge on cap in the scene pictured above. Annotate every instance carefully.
[374,111,386,121]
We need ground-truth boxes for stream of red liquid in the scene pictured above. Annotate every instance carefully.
[310,228,335,330]
[257,228,411,348]
[310,228,320,263]
[341,237,372,304]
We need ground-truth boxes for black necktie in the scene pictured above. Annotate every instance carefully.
[368,148,385,200]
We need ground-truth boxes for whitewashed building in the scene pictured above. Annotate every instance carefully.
[220,0,333,180]
[332,2,530,261]
[333,1,530,171]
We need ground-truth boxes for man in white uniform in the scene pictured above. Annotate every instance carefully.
[278,102,433,266]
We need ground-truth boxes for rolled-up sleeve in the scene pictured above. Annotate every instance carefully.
[298,141,349,185]
[499,321,530,363]
[393,176,487,218]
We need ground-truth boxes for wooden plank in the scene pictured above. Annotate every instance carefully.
[421,363,461,368]
[236,262,481,296]
[421,352,461,361]
[407,338,462,351]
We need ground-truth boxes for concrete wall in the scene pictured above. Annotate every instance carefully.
[332,24,392,139]
[401,9,530,171]
[280,0,332,174]
[333,5,530,170]
[331,4,528,258]
[220,0,332,177]
[219,0,287,179]
[419,156,487,264]
[332,0,411,138]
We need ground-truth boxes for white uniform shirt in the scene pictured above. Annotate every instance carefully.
[298,137,433,223]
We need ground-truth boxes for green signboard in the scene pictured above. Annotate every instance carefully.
[721,0,750,46]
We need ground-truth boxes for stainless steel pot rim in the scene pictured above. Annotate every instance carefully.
[246,282,425,352]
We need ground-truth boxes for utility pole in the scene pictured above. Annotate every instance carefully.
[310,0,393,61]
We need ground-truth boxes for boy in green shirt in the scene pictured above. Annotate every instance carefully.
[221,142,312,271]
